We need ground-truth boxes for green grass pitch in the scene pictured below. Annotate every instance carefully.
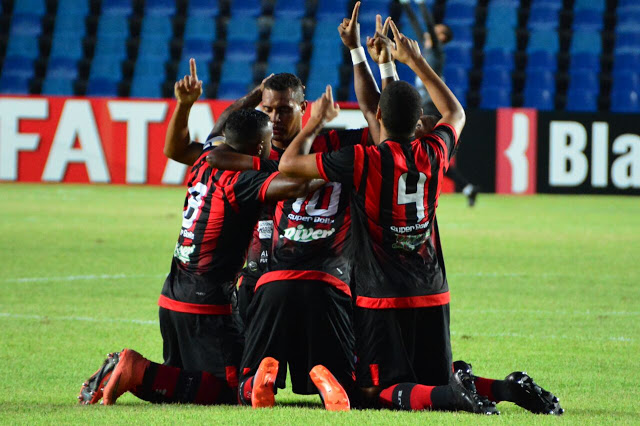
[1,183,638,424]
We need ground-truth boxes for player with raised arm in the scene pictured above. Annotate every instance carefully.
[78,60,323,406]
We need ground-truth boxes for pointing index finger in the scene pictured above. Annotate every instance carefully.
[382,17,391,36]
[351,1,360,24]
[190,58,197,79]
[389,19,400,40]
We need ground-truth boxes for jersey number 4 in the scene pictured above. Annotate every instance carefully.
[397,172,427,221]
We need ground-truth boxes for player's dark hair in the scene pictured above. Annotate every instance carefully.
[264,73,305,103]
[379,81,423,140]
[439,24,453,44]
[224,109,271,152]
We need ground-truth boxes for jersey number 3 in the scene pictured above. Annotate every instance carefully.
[182,182,208,230]
[397,172,427,221]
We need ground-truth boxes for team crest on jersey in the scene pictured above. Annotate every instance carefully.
[174,242,195,263]
[283,225,336,242]
[258,220,273,239]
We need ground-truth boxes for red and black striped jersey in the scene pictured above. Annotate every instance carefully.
[256,128,370,297]
[161,141,279,309]
[317,123,458,309]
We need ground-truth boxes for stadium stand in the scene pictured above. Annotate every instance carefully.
[0,0,635,112]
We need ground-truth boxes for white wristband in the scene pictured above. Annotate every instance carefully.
[350,46,366,65]
[379,62,395,79]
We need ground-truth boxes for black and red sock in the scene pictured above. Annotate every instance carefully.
[238,376,254,406]
[133,362,236,405]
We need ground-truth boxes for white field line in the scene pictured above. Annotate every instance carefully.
[456,308,640,317]
[0,312,634,343]
[3,273,166,283]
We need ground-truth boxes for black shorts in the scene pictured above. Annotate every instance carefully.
[355,303,452,388]
[240,280,355,395]
[237,274,258,325]
[159,307,244,386]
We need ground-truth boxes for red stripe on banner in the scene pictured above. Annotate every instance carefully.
[255,270,351,297]
[495,108,538,194]
[369,364,380,386]
[158,294,232,315]
[355,291,450,309]
[258,171,280,202]
[315,153,330,181]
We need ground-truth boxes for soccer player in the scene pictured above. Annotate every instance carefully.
[400,0,479,206]
[78,60,323,406]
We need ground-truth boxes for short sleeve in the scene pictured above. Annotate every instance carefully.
[226,170,277,210]
[423,123,458,162]
[317,145,357,186]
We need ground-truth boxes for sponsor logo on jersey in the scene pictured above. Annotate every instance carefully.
[258,220,273,239]
[390,221,431,234]
[174,242,195,263]
[180,228,195,239]
[282,225,336,242]
[392,233,429,251]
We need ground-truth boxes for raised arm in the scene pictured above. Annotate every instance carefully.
[263,176,326,202]
[164,58,204,165]
[389,20,465,135]
[416,0,441,51]
[279,86,339,179]
[399,0,426,46]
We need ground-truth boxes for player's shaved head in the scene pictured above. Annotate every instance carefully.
[224,109,273,157]
[264,73,305,103]
[379,81,423,140]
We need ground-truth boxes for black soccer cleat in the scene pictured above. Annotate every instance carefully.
[449,369,500,415]
[78,352,120,405]
[505,371,564,415]
[453,360,473,376]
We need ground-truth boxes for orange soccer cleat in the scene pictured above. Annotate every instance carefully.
[309,365,350,411]
[101,348,150,405]
[251,357,279,408]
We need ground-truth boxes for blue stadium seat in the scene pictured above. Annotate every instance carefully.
[182,39,215,61]
[42,77,74,96]
[10,14,43,36]
[13,0,46,15]
[96,15,129,39]
[93,37,127,60]
[271,17,302,42]
[130,76,163,98]
[5,37,39,58]
[176,56,211,83]
[188,0,220,16]
[274,0,306,18]
[309,40,343,67]
[480,87,511,109]
[611,70,639,92]
[444,45,473,68]
[2,56,34,79]
[141,16,173,40]
[524,87,554,110]
[0,75,31,94]
[269,41,300,62]
[530,0,563,8]
[569,52,600,73]
[225,40,257,61]
[146,0,176,17]
[527,4,560,29]
[527,31,559,53]
[53,14,86,37]
[610,89,639,113]
[57,0,89,15]
[482,68,511,89]
[87,79,119,96]
[565,88,598,112]
[134,58,166,78]
[443,66,469,90]
[571,30,602,54]
[448,25,474,47]
[226,16,258,41]
[230,0,263,17]
[574,0,605,12]
[572,9,603,30]
[90,56,123,80]
[525,69,556,90]
[138,36,171,61]
[444,2,476,25]
[568,70,599,92]
[398,14,420,42]
[220,60,253,85]
[184,16,216,41]
[486,7,518,28]
[485,49,515,70]
[217,82,251,100]
[315,0,348,19]
[485,29,517,52]
[313,18,340,41]
[614,52,640,71]
[266,59,297,76]
[47,57,78,79]
[526,51,557,71]
[615,31,640,53]
[101,0,133,16]
[50,35,84,60]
